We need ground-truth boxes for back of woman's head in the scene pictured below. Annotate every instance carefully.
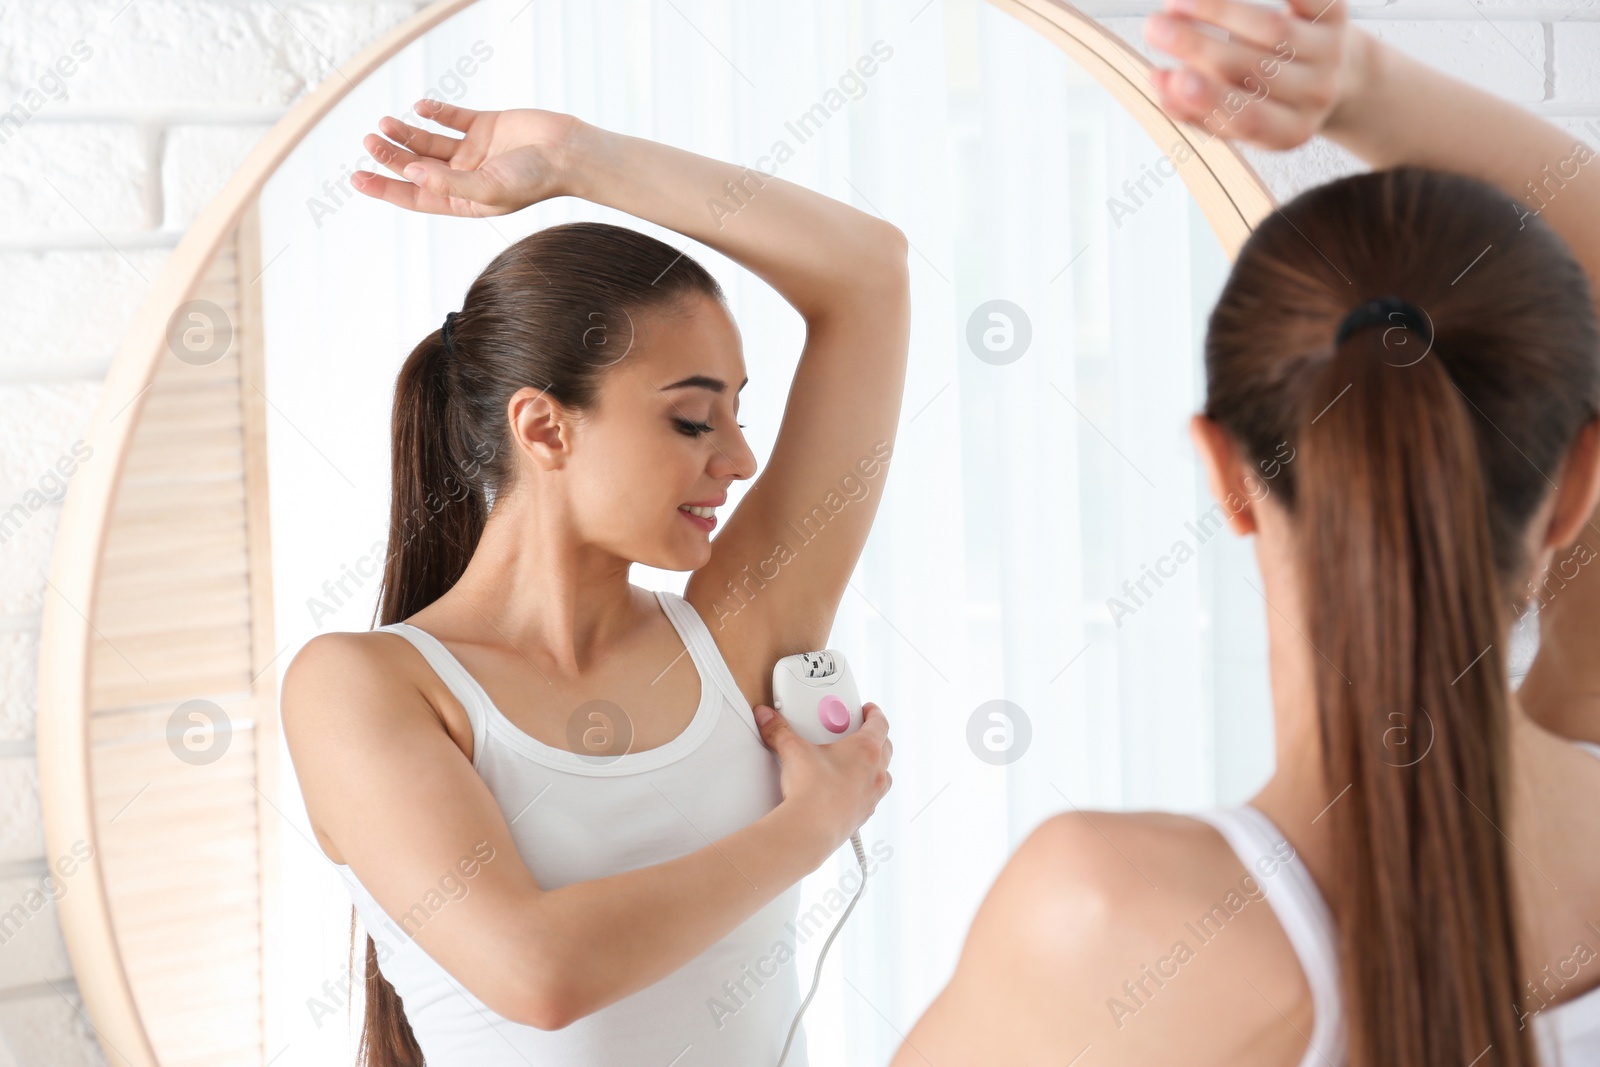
[356,220,724,1067]
[1205,165,1600,1067]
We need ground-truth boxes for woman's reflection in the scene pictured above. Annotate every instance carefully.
[281,102,905,1065]
[896,0,1600,1063]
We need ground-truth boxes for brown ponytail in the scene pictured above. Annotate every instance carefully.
[1204,167,1600,1067]
[354,221,726,1065]
[1300,323,1523,1065]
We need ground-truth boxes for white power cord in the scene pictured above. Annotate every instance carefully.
[774,831,869,1067]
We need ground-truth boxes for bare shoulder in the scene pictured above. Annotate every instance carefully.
[282,628,469,738]
[893,810,1315,1067]
[1009,809,1227,892]
[282,628,386,680]
[283,631,369,727]
[281,629,416,735]
[280,630,468,863]
[980,811,1254,975]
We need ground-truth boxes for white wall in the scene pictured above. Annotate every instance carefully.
[0,0,1595,1063]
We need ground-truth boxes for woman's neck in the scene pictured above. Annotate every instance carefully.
[1248,611,1338,891]
[1248,605,1563,909]
[419,491,643,675]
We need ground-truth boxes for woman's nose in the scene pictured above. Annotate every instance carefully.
[716,426,758,481]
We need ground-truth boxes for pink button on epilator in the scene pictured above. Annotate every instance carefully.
[817,695,851,734]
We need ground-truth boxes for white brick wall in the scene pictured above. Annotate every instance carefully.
[0,0,1596,1063]
[161,124,276,229]
[0,760,45,865]
[0,254,167,381]
[0,2,424,108]
[1556,21,1600,100]
[0,124,153,232]
[0,2,427,1062]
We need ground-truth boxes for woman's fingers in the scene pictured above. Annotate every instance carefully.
[1285,0,1348,30]
[349,170,447,214]
[363,131,430,180]
[414,97,481,132]
[1143,0,1353,149]
[360,132,497,204]
[377,115,462,163]
[350,162,502,219]
[403,159,493,204]
[1162,0,1295,51]
[1144,13,1297,90]
[861,702,889,736]
[1146,12,1334,108]
[1148,66,1312,149]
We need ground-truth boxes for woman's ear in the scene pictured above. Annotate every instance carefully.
[508,385,570,471]
[1543,415,1600,551]
[1189,413,1259,536]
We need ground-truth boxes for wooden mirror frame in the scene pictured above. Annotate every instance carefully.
[37,1,1277,1063]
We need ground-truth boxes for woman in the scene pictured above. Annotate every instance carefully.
[280,105,906,1065]
[896,0,1600,1065]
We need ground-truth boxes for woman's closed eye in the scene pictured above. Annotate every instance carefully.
[675,418,747,437]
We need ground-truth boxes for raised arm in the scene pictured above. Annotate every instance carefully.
[554,117,911,673]
[353,101,912,692]
[281,632,889,1028]
[1144,0,1600,290]
[1142,0,1600,739]
[1319,34,1600,296]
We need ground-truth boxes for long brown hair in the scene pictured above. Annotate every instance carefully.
[356,221,725,1065]
[1204,166,1599,1067]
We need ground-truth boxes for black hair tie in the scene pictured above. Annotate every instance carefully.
[1335,296,1432,348]
[440,310,460,352]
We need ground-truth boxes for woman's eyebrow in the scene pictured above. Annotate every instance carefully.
[660,374,750,393]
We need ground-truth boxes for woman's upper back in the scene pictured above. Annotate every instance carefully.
[1197,785,1600,1067]
[894,731,1600,1067]
[1060,745,1600,1066]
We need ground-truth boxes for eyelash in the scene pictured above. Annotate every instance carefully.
[676,419,747,437]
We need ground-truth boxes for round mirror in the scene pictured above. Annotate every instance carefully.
[38,1,1274,1063]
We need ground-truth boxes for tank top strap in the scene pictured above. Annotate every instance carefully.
[1191,806,1347,1067]
[374,622,490,766]
[653,589,760,735]
[1576,738,1600,764]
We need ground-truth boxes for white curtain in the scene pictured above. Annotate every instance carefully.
[257,1,1290,1062]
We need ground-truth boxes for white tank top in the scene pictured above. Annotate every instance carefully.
[1195,742,1600,1067]
[333,588,807,1066]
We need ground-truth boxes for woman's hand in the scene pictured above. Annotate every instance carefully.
[754,701,893,860]
[351,99,584,217]
[1141,0,1369,151]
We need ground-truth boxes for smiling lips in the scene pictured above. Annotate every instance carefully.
[678,499,722,532]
